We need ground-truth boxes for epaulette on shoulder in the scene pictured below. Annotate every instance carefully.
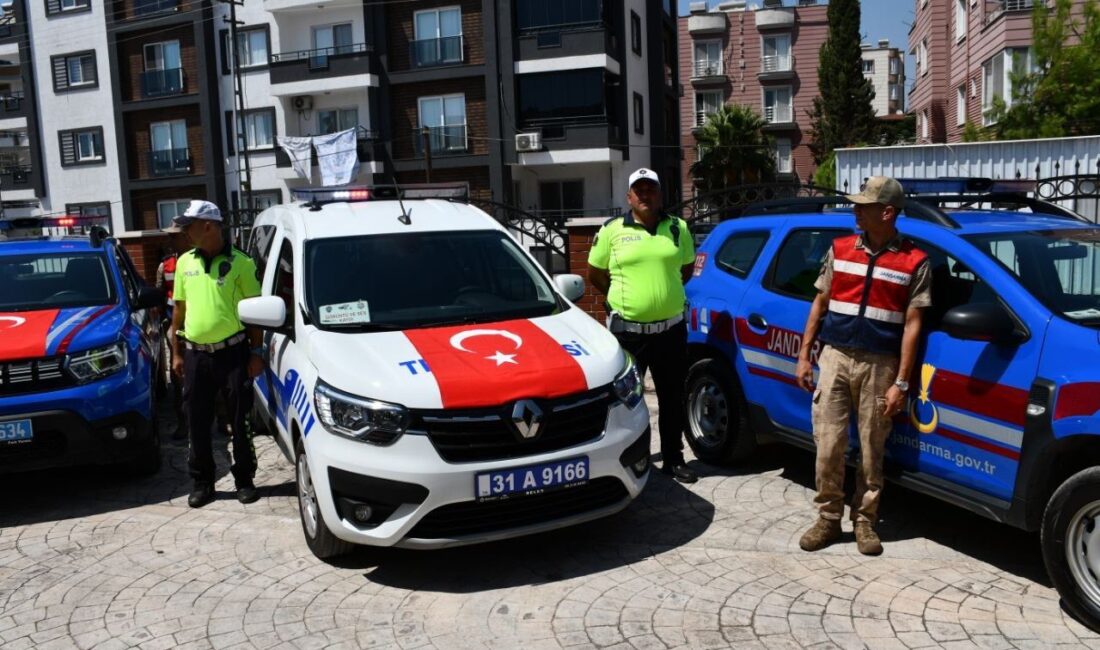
[602,215,623,227]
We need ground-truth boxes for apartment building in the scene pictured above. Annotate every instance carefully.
[861,39,906,116]
[5,0,680,241]
[908,0,1082,144]
[679,0,829,194]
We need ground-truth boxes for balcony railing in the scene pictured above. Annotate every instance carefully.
[762,54,792,73]
[141,68,183,97]
[133,0,180,17]
[1000,0,1034,10]
[148,148,191,177]
[414,125,468,155]
[764,105,792,123]
[410,35,464,68]
[0,91,24,114]
[270,43,370,71]
[692,60,722,78]
[535,207,621,221]
[695,110,713,127]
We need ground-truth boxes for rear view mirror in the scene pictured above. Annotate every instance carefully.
[941,302,1027,345]
[239,296,287,329]
[554,274,585,302]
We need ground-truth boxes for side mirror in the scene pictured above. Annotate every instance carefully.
[133,286,165,311]
[941,302,1027,345]
[239,296,287,329]
[554,273,585,302]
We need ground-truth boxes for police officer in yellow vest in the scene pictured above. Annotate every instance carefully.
[168,200,264,508]
[588,168,698,483]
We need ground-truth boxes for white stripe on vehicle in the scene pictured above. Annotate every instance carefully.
[44,307,95,352]
[741,348,819,383]
[937,405,1023,449]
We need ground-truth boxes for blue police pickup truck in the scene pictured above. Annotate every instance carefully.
[685,179,1100,629]
[0,219,165,476]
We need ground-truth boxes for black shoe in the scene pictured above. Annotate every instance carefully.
[662,461,698,484]
[188,484,215,508]
[236,484,259,504]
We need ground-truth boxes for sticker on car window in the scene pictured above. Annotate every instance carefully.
[1066,308,1100,320]
[319,301,371,325]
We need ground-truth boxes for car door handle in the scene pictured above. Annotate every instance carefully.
[748,313,768,330]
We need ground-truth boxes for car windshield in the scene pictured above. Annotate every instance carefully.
[305,230,562,330]
[965,228,1100,327]
[0,252,115,311]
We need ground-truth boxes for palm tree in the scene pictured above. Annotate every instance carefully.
[690,104,778,191]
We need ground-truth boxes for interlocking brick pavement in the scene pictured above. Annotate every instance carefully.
[2,392,1099,649]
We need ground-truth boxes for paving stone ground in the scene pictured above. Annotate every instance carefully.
[2,390,1099,650]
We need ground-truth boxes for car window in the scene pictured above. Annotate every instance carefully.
[272,240,295,330]
[0,253,116,311]
[911,239,999,329]
[248,225,277,283]
[714,230,769,279]
[111,245,140,302]
[767,228,848,301]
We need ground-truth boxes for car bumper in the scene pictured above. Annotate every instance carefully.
[305,400,652,548]
[0,370,154,474]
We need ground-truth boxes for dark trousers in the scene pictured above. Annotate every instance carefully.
[613,321,688,464]
[182,341,256,487]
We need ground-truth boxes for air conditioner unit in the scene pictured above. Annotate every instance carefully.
[291,95,313,111]
[515,132,541,153]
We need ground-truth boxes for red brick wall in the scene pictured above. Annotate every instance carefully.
[120,233,170,286]
[568,225,605,321]
[117,24,197,103]
[130,184,207,231]
[394,166,491,200]
[113,0,202,23]
[124,104,205,180]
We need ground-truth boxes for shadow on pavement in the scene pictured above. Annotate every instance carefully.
[333,469,716,592]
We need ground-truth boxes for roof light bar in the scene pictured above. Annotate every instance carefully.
[290,183,470,206]
[897,177,1037,195]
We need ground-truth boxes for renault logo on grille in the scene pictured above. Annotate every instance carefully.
[510,399,543,439]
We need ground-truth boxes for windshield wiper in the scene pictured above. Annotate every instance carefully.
[320,322,402,332]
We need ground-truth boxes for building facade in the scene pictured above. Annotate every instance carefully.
[861,39,905,117]
[679,0,829,194]
[2,0,682,247]
[907,0,1084,144]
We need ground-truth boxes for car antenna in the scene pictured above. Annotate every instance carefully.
[378,134,411,225]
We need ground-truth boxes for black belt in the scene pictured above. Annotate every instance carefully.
[183,332,247,353]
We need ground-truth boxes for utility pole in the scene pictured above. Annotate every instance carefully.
[223,0,252,239]
[421,126,432,183]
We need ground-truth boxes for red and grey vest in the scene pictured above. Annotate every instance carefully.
[818,234,927,356]
[162,255,177,305]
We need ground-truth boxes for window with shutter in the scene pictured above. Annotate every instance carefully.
[51,51,97,91]
[47,0,90,15]
[59,127,105,167]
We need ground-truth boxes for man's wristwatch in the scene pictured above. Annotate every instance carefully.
[894,378,910,392]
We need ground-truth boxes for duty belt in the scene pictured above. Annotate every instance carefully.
[609,313,684,335]
[183,331,247,353]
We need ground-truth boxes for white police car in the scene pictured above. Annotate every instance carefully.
[239,186,651,558]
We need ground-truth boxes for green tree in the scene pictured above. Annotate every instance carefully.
[808,0,878,164]
[812,151,836,190]
[983,0,1100,139]
[690,104,777,191]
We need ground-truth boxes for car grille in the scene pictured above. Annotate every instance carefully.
[410,388,614,463]
[0,357,73,396]
[406,477,629,539]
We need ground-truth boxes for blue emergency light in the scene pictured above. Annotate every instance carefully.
[290,183,469,206]
[897,177,1037,195]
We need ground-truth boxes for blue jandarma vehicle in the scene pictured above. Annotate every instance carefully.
[0,217,165,476]
[685,178,1100,628]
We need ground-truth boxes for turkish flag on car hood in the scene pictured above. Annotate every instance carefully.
[0,310,61,361]
[403,318,590,408]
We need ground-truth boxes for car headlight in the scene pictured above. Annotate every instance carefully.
[314,381,409,445]
[613,351,644,409]
[66,342,127,383]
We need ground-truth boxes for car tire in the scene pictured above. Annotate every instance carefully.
[295,436,355,560]
[1042,466,1100,630]
[684,357,755,464]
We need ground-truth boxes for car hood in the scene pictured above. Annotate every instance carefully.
[0,305,123,361]
[307,307,625,409]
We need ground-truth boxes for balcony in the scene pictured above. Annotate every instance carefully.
[759,54,795,81]
[763,105,796,131]
[132,0,179,17]
[516,25,614,62]
[0,91,26,118]
[688,13,727,35]
[690,60,725,84]
[263,0,324,11]
[515,117,624,164]
[410,35,464,68]
[148,148,191,177]
[413,125,468,156]
[0,165,32,189]
[141,68,184,98]
[268,43,374,94]
[755,8,795,29]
